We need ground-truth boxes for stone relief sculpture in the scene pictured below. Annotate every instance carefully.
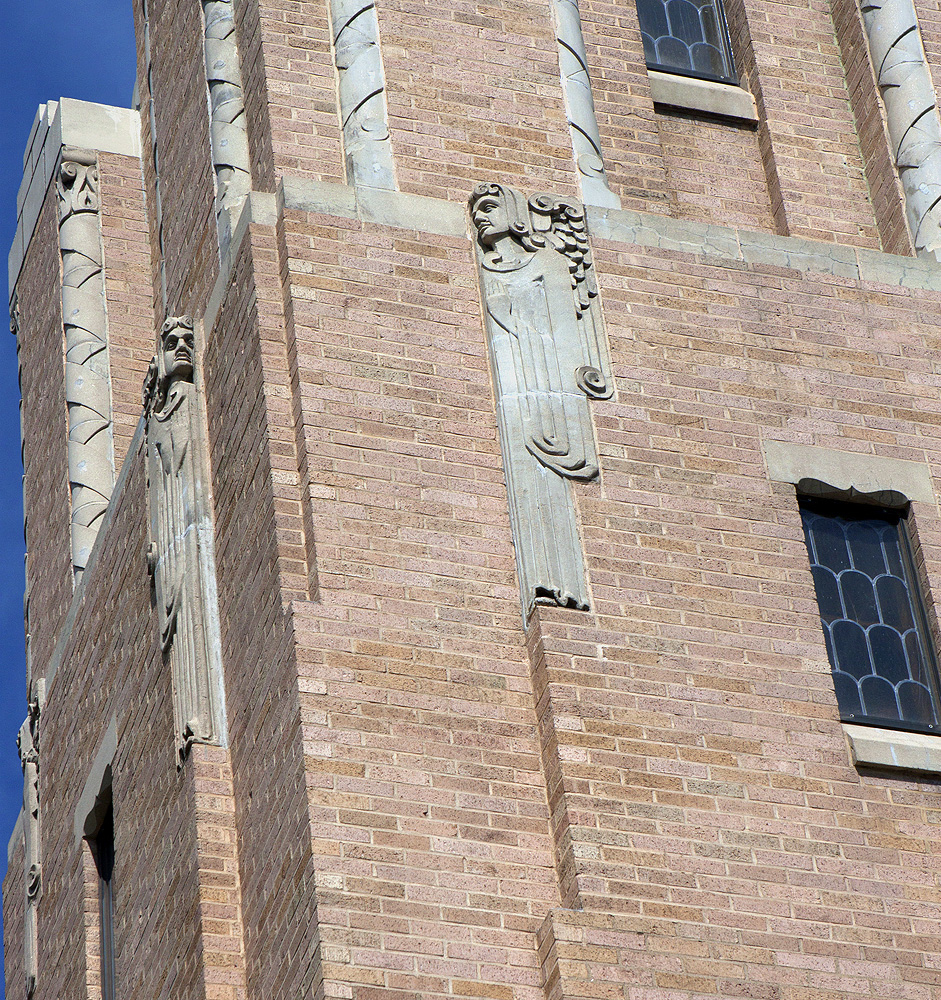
[18,684,43,999]
[331,0,396,189]
[57,150,115,582]
[860,0,941,259]
[144,317,225,762]
[550,0,620,209]
[470,182,613,614]
[201,0,252,248]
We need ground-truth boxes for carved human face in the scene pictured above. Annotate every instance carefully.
[471,193,510,246]
[162,327,195,382]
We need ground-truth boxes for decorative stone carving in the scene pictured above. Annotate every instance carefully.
[57,149,115,582]
[144,317,225,762]
[860,0,941,259]
[201,0,251,248]
[470,183,613,614]
[550,0,620,209]
[10,289,19,339]
[18,683,43,999]
[331,0,396,189]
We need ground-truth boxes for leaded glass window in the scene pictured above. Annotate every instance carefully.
[636,0,737,84]
[800,498,941,734]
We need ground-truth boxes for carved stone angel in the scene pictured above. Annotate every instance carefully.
[470,183,614,614]
[144,317,223,762]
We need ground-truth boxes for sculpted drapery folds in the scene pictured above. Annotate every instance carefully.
[57,149,115,581]
[18,688,42,999]
[470,182,613,615]
[144,317,224,762]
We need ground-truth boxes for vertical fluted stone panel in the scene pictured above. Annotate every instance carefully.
[860,0,941,259]
[471,183,614,616]
[202,0,252,249]
[57,150,115,582]
[550,0,620,209]
[331,0,396,189]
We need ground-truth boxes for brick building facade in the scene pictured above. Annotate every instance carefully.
[6,0,941,996]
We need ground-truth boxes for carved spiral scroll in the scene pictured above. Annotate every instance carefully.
[57,150,115,581]
[202,0,252,244]
[860,0,941,258]
[331,0,396,189]
[550,0,619,209]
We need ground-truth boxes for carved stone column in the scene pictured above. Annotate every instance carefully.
[18,684,43,999]
[144,317,226,762]
[550,0,620,209]
[859,0,941,259]
[470,183,613,616]
[57,150,115,581]
[201,0,252,250]
[330,0,396,189]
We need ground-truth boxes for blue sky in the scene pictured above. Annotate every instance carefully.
[0,0,137,986]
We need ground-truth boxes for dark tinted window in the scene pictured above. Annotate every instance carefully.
[637,0,737,84]
[801,498,941,733]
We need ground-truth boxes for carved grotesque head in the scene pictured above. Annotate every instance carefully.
[161,317,195,383]
[470,183,533,247]
[144,315,195,414]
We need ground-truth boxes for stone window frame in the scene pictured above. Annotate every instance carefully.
[74,717,118,998]
[763,442,941,774]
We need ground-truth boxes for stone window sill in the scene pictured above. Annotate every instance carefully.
[647,70,758,124]
[844,723,941,774]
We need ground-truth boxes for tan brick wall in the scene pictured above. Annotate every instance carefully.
[203,234,322,1000]
[143,0,218,315]
[98,150,154,469]
[3,833,26,1000]
[17,185,72,681]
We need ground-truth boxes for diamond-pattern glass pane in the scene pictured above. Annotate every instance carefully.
[801,500,941,732]
[636,0,737,83]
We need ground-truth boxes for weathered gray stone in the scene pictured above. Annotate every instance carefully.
[550,0,620,208]
[859,0,941,261]
[17,681,43,999]
[844,723,941,773]
[739,230,859,278]
[471,183,614,615]
[9,100,141,294]
[57,149,115,582]
[647,69,757,122]
[762,440,936,505]
[202,0,252,252]
[587,205,742,258]
[144,317,227,762]
[330,0,395,189]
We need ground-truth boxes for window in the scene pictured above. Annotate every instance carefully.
[636,0,737,84]
[801,497,941,734]
[91,803,116,1000]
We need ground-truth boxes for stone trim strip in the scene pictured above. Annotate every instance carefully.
[587,205,941,290]
[73,715,117,845]
[550,0,620,208]
[761,441,936,505]
[844,723,941,773]
[647,70,758,123]
[9,100,141,296]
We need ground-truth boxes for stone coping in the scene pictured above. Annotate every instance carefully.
[762,441,937,506]
[844,723,941,774]
[9,98,141,297]
[647,69,758,123]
